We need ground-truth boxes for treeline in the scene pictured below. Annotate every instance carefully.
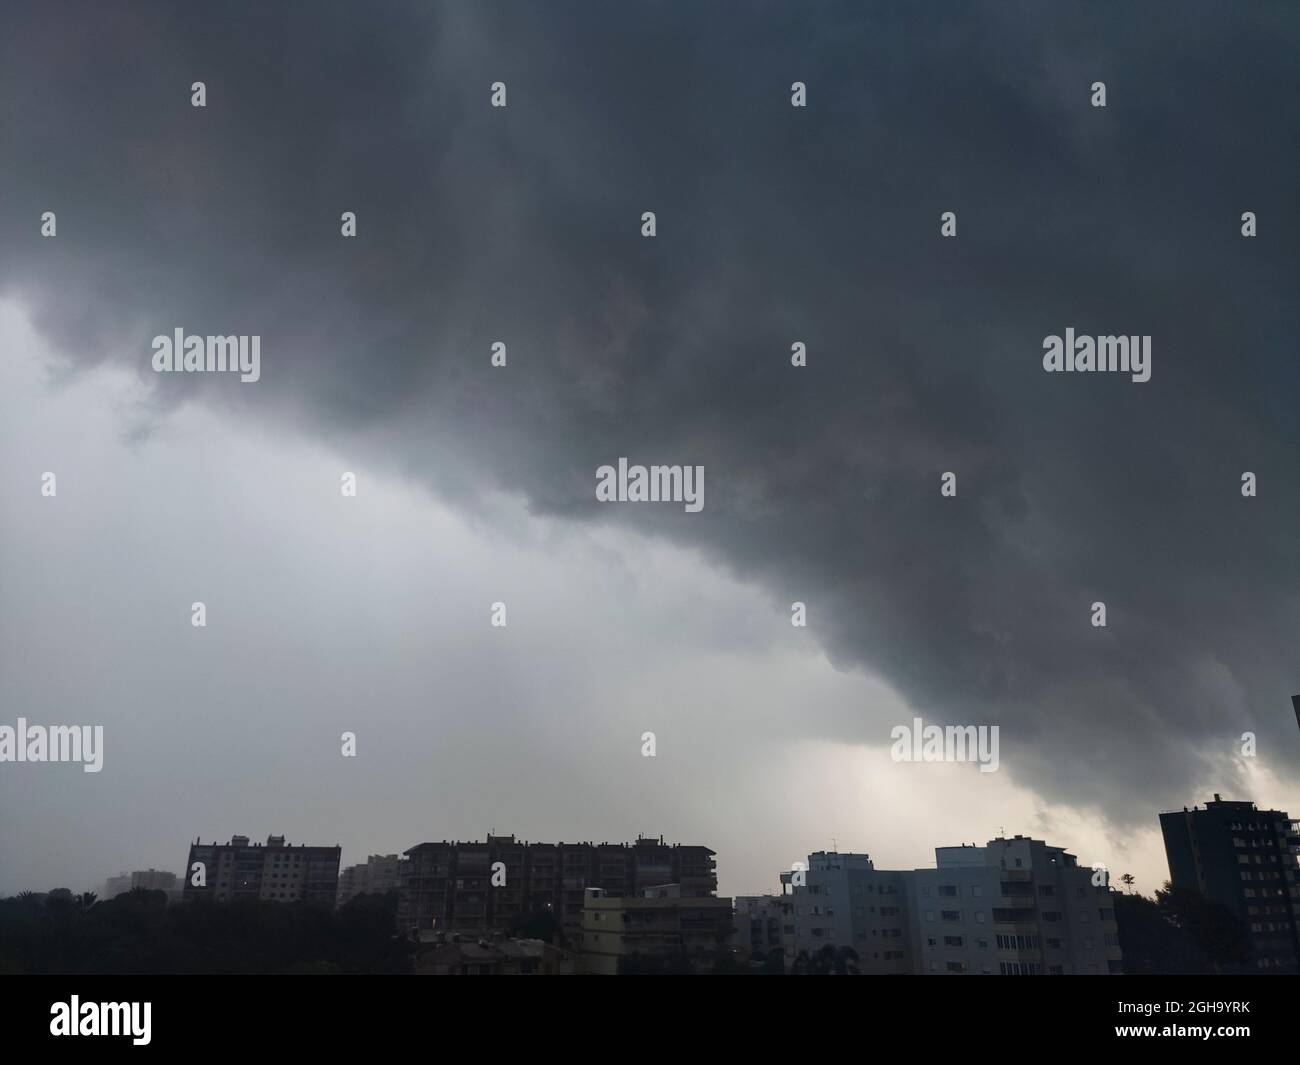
[0,888,411,974]
[1114,884,1253,974]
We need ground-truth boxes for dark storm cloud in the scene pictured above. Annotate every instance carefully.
[2,0,1298,819]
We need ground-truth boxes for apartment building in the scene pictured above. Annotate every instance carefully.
[102,868,181,902]
[779,851,911,973]
[908,836,1121,975]
[182,834,341,906]
[580,884,735,975]
[399,833,717,940]
[780,836,1122,974]
[1160,795,1300,973]
[733,895,786,960]
[337,853,405,905]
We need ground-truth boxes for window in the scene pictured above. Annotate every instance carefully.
[944,935,964,947]
[996,933,1039,950]
[941,910,961,922]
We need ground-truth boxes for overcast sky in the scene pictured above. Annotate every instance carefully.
[1,1,1298,898]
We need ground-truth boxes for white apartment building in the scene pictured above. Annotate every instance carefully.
[779,851,911,973]
[781,836,1122,974]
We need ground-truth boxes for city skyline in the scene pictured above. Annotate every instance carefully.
[25,793,1299,906]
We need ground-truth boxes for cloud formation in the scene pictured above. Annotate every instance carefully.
[2,0,1298,839]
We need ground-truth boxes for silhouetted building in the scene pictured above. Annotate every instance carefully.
[182,834,341,906]
[399,833,717,939]
[780,836,1122,974]
[1160,795,1300,972]
[733,895,785,960]
[338,854,404,905]
[102,873,132,900]
[103,868,181,902]
[580,884,735,974]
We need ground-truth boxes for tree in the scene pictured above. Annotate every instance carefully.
[809,944,860,975]
[1155,884,1251,971]
[1118,873,1136,894]
[1114,882,1252,974]
[1114,891,1209,974]
[506,907,562,946]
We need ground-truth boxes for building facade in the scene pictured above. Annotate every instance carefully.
[398,833,717,939]
[182,834,341,905]
[102,868,182,902]
[1160,795,1300,973]
[338,853,404,905]
[779,851,911,973]
[732,895,786,960]
[780,836,1122,974]
[580,885,735,974]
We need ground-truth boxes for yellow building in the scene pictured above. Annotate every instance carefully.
[580,885,734,975]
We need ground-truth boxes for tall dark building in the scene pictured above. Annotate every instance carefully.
[398,833,717,939]
[1159,796,1300,972]
[182,834,342,906]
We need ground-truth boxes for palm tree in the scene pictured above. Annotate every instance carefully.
[1119,873,1136,894]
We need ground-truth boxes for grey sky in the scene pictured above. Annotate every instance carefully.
[1,1,1297,897]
